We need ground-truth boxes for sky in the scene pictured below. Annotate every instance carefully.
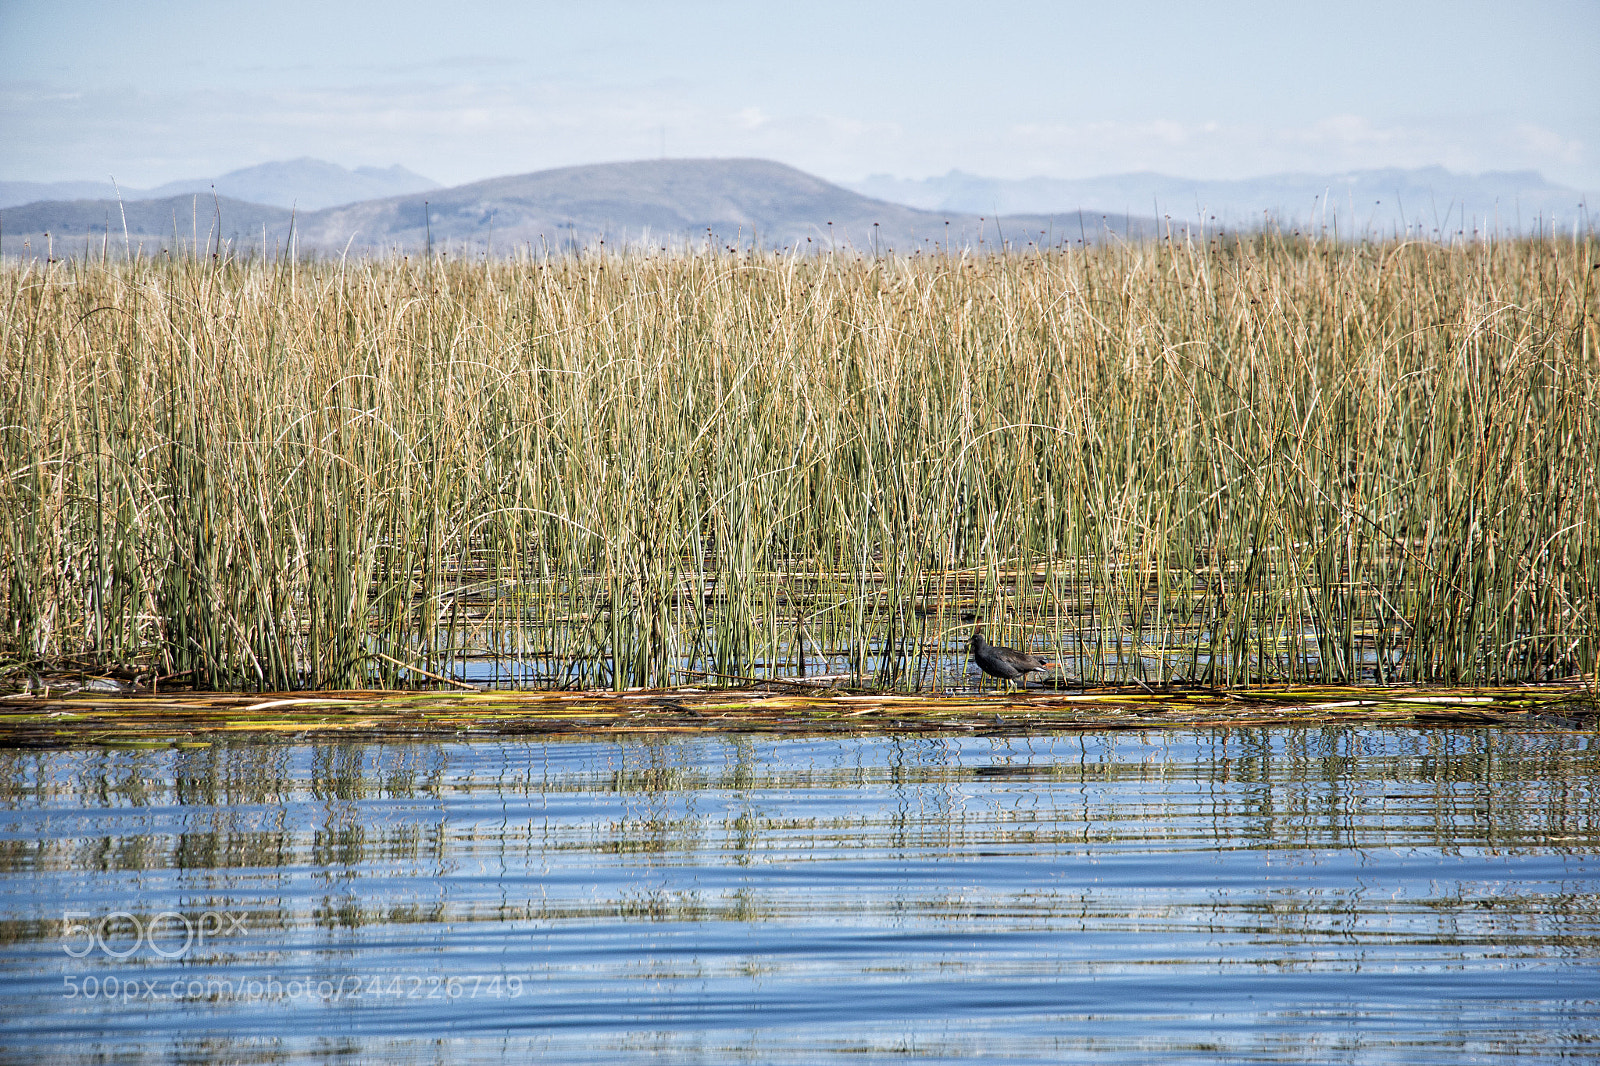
[2,0,1596,191]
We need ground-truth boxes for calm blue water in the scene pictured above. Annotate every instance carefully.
[1,728,1596,1063]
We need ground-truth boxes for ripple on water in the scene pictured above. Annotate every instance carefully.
[0,727,1596,1064]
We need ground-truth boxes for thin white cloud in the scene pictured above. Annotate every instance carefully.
[0,79,912,187]
[1,78,1592,192]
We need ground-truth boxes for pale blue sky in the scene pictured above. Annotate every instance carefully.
[2,0,1595,189]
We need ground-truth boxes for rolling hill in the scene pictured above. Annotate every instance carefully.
[1,159,1167,259]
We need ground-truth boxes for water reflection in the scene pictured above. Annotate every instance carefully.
[0,728,1596,1063]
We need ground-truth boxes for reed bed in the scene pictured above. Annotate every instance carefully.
[2,235,1596,693]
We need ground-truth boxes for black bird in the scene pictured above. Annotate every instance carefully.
[969,627,1055,689]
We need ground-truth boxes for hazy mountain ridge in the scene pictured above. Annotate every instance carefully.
[0,158,438,212]
[1,159,1166,257]
[3,195,294,253]
[292,159,1135,252]
[846,167,1591,234]
[6,159,1588,256]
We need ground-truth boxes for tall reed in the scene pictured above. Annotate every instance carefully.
[2,234,1595,690]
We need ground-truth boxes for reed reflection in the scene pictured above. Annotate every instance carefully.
[0,727,1596,1062]
[0,727,1592,937]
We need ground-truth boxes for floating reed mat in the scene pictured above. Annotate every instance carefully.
[1,684,1593,746]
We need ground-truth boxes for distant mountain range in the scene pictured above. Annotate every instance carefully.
[845,167,1592,236]
[0,159,1167,258]
[0,158,439,212]
[4,157,1588,260]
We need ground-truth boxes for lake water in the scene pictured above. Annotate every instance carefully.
[1,727,1596,1063]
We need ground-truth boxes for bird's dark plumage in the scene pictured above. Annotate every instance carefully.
[970,629,1054,686]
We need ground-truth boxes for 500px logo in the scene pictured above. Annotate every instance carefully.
[60,910,246,959]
